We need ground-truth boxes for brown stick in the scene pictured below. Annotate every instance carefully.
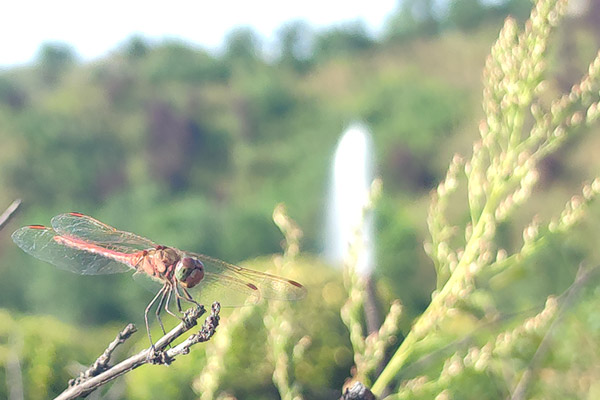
[0,199,21,231]
[54,303,220,400]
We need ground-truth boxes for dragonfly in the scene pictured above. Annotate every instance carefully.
[12,212,306,346]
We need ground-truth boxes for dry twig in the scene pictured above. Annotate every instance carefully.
[0,199,21,231]
[54,302,221,400]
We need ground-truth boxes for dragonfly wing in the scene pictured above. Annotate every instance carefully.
[133,271,163,292]
[51,213,157,251]
[133,270,259,306]
[189,253,306,301]
[12,225,133,275]
[187,271,261,307]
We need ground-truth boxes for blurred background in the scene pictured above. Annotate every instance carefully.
[1,0,600,399]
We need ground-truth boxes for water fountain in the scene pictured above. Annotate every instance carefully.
[325,122,379,332]
[325,122,374,276]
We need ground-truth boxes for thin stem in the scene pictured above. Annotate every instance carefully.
[0,199,21,231]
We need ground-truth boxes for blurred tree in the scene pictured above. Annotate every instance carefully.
[275,20,315,72]
[0,76,28,110]
[36,42,77,84]
[501,0,535,20]
[313,20,374,61]
[146,101,200,190]
[224,26,263,67]
[590,0,600,35]
[385,0,439,41]
[94,62,136,106]
[7,108,128,205]
[376,197,432,315]
[360,73,466,191]
[144,98,232,193]
[232,71,298,143]
[448,0,486,30]
[386,145,436,191]
[123,34,150,60]
[144,41,229,83]
[385,0,533,40]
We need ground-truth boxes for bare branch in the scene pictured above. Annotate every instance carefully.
[161,302,221,362]
[6,333,24,400]
[69,324,137,386]
[0,199,21,231]
[54,303,221,400]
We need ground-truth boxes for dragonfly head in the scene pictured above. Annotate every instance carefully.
[175,257,205,288]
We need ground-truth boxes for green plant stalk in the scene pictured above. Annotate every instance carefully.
[372,93,598,397]
[372,70,543,393]
[371,189,502,395]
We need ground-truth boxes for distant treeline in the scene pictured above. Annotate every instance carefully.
[22,0,536,74]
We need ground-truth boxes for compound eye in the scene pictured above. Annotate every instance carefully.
[176,257,205,288]
[182,257,198,269]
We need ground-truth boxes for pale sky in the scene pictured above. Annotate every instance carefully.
[0,0,398,67]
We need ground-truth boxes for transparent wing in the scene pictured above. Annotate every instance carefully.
[188,271,261,307]
[133,271,163,291]
[187,252,306,301]
[134,271,260,307]
[51,212,157,252]
[12,225,134,275]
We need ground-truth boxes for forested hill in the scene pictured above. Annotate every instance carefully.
[2,1,600,398]
[0,1,535,255]
[0,0,598,322]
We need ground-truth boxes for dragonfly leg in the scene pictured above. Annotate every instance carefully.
[182,286,202,308]
[163,284,184,321]
[172,282,187,312]
[154,286,170,336]
[173,281,201,309]
[145,284,167,349]
[172,282,204,329]
[176,295,182,313]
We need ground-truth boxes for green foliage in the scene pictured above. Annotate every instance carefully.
[7,108,127,205]
[0,0,599,398]
[275,20,314,72]
[448,0,487,31]
[376,196,433,315]
[0,310,122,399]
[122,35,150,60]
[142,42,230,84]
[35,42,77,84]
[224,26,263,67]
[359,71,467,191]
[0,76,28,110]
[385,0,440,40]
[313,21,374,61]
[365,0,600,398]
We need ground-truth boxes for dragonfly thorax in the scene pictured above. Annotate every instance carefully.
[138,246,180,277]
[175,257,205,288]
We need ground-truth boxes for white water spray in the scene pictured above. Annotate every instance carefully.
[325,122,374,276]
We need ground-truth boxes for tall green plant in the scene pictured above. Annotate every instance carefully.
[341,0,600,397]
